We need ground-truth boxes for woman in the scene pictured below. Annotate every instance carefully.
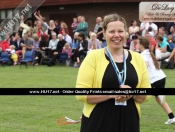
[87,32,101,50]
[128,20,140,39]
[59,22,69,35]
[76,13,151,132]
[139,36,175,124]
[73,33,88,68]
[34,35,49,65]
[129,35,139,52]
[155,35,171,67]
[32,33,40,64]
[48,20,58,40]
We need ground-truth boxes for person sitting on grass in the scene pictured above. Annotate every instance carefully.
[62,43,72,66]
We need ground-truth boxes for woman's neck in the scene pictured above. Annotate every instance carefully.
[107,46,123,56]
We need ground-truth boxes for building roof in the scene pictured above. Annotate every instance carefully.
[0,0,172,9]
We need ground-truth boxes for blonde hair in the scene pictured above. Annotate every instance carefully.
[10,45,16,50]
[74,32,79,38]
[64,43,70,49]
[61,22,68,28]
[32,33,39,41]
[49,20,54,25]
[102,13,127,32]
[90,32,97,39]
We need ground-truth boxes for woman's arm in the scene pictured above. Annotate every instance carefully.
[160,45,167,53]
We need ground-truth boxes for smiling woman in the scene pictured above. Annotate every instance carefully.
[76,13,151,132]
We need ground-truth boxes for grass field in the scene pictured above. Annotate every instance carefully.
[0,65,175,132]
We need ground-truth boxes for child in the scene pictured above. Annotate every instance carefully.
[9,45,18,65]
[87,45,93,54]
[62,43,72,66]
[71,18,78,30]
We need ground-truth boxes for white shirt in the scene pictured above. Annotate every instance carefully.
[140,22,146,36]
[63,35,72,45]
[141,49,166,84]
[145,22,158,37]
[79,43,83,51]
[129,26,139,39]
[10,49,16,54]
[129,40,139,52]
[49,39,59,50]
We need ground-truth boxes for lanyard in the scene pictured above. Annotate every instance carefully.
[106,47,126,86]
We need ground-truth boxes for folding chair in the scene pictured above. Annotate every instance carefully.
[57,53,68,66]
[0,52,11,67]
[20,51,34,68]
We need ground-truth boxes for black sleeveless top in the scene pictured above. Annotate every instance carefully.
[80,51,140,132]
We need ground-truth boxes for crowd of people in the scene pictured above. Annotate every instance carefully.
[0,11,106,67]
[0,10,175,68]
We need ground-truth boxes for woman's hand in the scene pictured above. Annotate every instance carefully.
[115,95,133,102]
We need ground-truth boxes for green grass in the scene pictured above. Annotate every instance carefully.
[0,65,175,132]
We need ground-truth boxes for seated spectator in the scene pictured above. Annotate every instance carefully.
[62,43,72,66]
[169,25,175,40]
[21,33,33,59]
[14,33,24,63]
[88,32,101,50]
[71,18,78,31]
[62,30,72,45]
[27,30,32,38]
[73,33,88,68]
[9,45,18,66]
[70,32,80,50]
[155,35,171,66]
[87,45,94,54]
[123,32,131,49]
[158,27,167,38]
[32,33,40,62]
[47,32,59,63]
[145,33,157,52]
[167,35,175,49]
[129,35,139,52]
[148,27,154,38]
[165,48,175,65]
[34,35,49,65]
[47,34,66,67]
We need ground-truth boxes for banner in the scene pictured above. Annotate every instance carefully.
[0,88,175,95]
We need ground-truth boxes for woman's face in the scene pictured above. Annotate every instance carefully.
[51,22,55,27]
[132,21,137,26]
[103,21,126,50]
[91,35,96,40]
[52,35,56,39]
[78,36,83,41]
